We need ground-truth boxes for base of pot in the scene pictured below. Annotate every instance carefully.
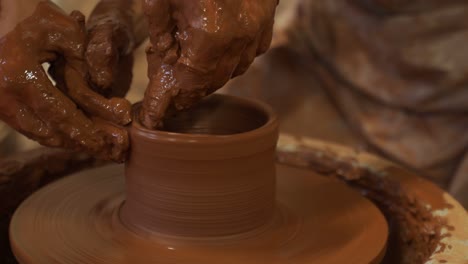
[10,164,388,264]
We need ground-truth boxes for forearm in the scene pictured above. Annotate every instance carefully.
[88,0,148,52]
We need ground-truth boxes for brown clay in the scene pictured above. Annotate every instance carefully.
[0,2,132,162]
[121,95,278,237]
[85,0,148,97]
[140,0,279,128]
[10,95,387,263]
[10,166,388,264]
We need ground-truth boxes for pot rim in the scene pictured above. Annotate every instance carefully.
[131,94,279,146]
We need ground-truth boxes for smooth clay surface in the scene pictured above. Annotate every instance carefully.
[121,95,278,237]
[10,164,388,264]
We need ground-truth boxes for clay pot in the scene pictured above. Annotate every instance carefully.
[120,94,279,237]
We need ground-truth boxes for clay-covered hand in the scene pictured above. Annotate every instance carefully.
[85,0,148,98]
[141,0,279,128]
[0,2,132,162]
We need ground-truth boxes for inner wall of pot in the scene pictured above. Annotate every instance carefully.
[161,95,269,135]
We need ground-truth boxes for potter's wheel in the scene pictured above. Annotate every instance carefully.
[10,164,388,264]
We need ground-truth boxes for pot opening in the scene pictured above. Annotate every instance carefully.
[161,95,270,135]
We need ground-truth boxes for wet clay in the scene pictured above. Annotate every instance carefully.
[85,0,148,97]
[10,95,388,263]
[121,95,278,236]
[0,2,131,162]
[140,0,278,128]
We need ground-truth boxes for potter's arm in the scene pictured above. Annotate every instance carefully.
[0,0,132,162]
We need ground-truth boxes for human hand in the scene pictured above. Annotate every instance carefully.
[0,2,132,162]
[140,0,278,128]
[85,0,148,98]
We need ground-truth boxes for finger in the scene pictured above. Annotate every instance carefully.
[144,0,172,48]
[139,0,177,129]
[140,64,176,129]
[85,0,138,91]
[42,8,87,60]
[0,98,118,153]
[24,65,127,161]
[169,27,243,111]
[41,18,132,124]
[141,42,216,129]
[63,62,132,126]
[92,118,129,163]
[14,110,65,148]
[85,24,119,90]
[23,73,104,154]
[37,6,132,125]
[0,99,63,147]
